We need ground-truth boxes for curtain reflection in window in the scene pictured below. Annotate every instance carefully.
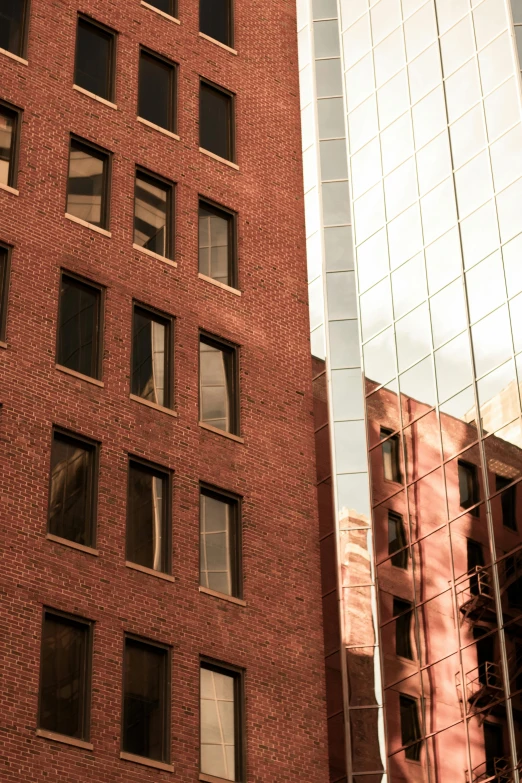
[134,172,169,257]
[67,143,104,226]
[132,309,167,407]
[200,494,232,595]
[0,108,15,187]
[127,462,167,573]
[123,639,168,761]
[198,203,230,286]
[200,666,236,781]
[200,340,230,431]
[49,433,93,546]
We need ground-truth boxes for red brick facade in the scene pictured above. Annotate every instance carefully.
[0,1,329,781]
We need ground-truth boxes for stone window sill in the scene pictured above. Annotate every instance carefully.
[125,561,175,582]
[198,32,237,55]
[132,243,177,267]
[200,773,238,783]
[56,364,104,387]
[137,116,180,140]
[65,213,111,237]
[140,1,180,23]
[130,394,177,417]
[120,751,174,772]
[199,586,246,606]
[0,182,19,196]
[0,340,7,349]
[198,273,241,296]
[198,422,244,443]
[199,147,239,170]
[0,47,28,65]
[73,84,117,109]
[36,728,93,750]
[46,533,99,556]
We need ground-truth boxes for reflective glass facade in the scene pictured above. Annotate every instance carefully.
[302,0,522,779]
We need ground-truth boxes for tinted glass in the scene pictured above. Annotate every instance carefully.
[394,598,413,659]
[66,140,108,227]
[200,666,236,781]
[49,432,94,546]
[0,106,17,187]
[132,308,169,407]
[134,171,170,258]
[75,18,113,101]
[496,475,517,530]
[198,202,233,286]
[199,339,234,432]
[0,245,8,340]
[388,512,407,568]
[127,462,168,573]
[381,429,401,482]
[399,694,422,761]
[200,83,233,161]
[144,0,175,15]
[458,460,479,510]
[123,638,168,761]
[57,276,100,378]
[200,491,238,596]
[138,52,174,131]
[39,614,89,739]
[200,0,231,47]
[0,0,27,56]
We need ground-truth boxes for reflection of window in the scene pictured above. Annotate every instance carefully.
[458,460,479,515]
[483,722,503,778]
[200,661,243,782]
[66,136,111,229]
[200,486,241,597]
[505,554,522,609]
[134,169,173,259]
[123,637,169,762]
[400,694,422,761]
[388,511,407,569]
[394,598,413,660]
[496,475,517,531]
[132,304,172,408]
[0,101,21,189]
[49,429,97,547]
[200,0,233,47]
[143,0,176,17]
[57,273,103,379]
[0,0,29,57]
[74,16,116,102]
[467,539,484,597]
[381,427,401,483]
[138,48,176,132]
[199,334,239,434]
[200,80,235,162]
[473,627,495,687]
[38,610,92,740]
[0,242,11,341]
[127,460,170,574]
[198,199,236,288]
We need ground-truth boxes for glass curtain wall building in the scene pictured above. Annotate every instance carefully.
[300,0,522,779]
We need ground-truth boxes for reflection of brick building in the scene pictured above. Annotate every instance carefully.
[314,358,522,782]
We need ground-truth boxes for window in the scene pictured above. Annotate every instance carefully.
[458,459,479,514]
[0,101,20,189]
[200,486,241,597]
[394,598,414,660]
[473,626,496,687]
[0,242,10,341]
[200,661,244,782]
[48,429,97,547]
[496,475,517,531]
[200,81,234,162]
[143,0,176,17]
[127,459,170,574]
[381,427,401,483]
[123,636,169,762]
[57,273,103,379]
[467,539,484,597]
[74,16,116,102]
[138,49,176,132]
[484,722,504,778]
[38,610,92,740]
[134,169,174,259]
[388,511,407,569]
[199,334,239,434]
[66,136,111,229]
[200,0,233,47]
[198,199,236,288]
[0,0,29,58]
[399,694,422,761]
[131,304,172,408]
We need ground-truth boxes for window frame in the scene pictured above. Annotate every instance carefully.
[138,47,177,133]
[0,99,22,189]
[199,483,242,599]
[121,633,171,763]
[199,79,236,163]
[66,134,112,230]
[0,242,12,342]
[56,269,104,380]
[126,455,172,575]
[37,607,93,741]
[131,301,174,409]
[199,331,240,436]
[199,657,245,782]
[199,0,234,49]
[0,0,30,58]
[74,14,117,103]
[198,197,238,289]
[134,166,175,260]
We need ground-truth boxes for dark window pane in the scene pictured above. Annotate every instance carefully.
[144,0,175,15]
[49,432,95,546]
[200,490,238,596]
[0,245,8,340]
[399,694,422,761]
[57,275,100,378]
[74,18,114,101]
[473,627,496,687]
[496,475,517,530]
[484,722,504,777]
[467,538,485,597]
[458,460,479,512]
[200,0,232,47]
[66,139,109,228]
[388,511,407,568]
[134,171,171,258]
[0,0,27,57]
[200,83,233,161]
[123,638,168,762]
[199,338,236,433]
[0,105,17,188]
[138,52,174,131]
[132,307,170,407]
[381,427,401,482]
[39,613,90,739]
[127,462,169,573]
[200,664,239,781]
[393,598,413,660]
[198,202,234,287]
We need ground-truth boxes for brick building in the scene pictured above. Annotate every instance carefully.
[0,1,329,782]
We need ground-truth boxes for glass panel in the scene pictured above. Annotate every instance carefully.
[478,31,514,95]
[425,228,462,294]
[395,303,431,372]
[318,97,345,139]
[471,305,512,378]
[460,200,499,270]
[420,177,457,245]
[132,309,168,407]
[380,111,413,176]
[127,462,168,573]
[383,157,417,220]
[497,176,522,244]
[200,83,232,161]
[416,131,451,196]
[326,271,357,319]
[316,57,343,97]
[198,202,232,285]
[49,433,93,547]
[75,19,113,101]
[123,638,168,761]
[412,86,447,149]
[430,279,467,349]
[408,43,442,104]
[373,27,405,87]
[342,15,371,69]
[357,228,388,292]
[450,104,487,171]
[323,181,351,225]
[407,467,446,539]
[404,0,437,60]
[434,332,473,402]
[200,492,236,596]
[484,77,519,144]
[351,137,381,199]
[472,0,506,50]
[145,0,175,14]
[199,340,232,431]
[440,385,478,458]
[58,276,100,378]
[399,357,437,420]
[490,124,522,193]
[477,360,519,434]
[0,0,27,56]
[325,226,354,271]
[314,20,340,57]
[454,150,493,220]
[440,14,474,78]
[360,277,393,342]
[0,106,16,187]
[331,368,364,421]
[371,0,401,45]
[320,139,348,180]
[334,420,368,473]
[503,233,522,299]
[466,252,506,323]
[377,68,409,129]
[363,327,396,387]
[353,182,385,243]
[134,171,169,258]
[200,0,231,46]
[312,0,338,19]
[445,58,481,124]
[66,141,106,227]
[138,52,174,131]
[200,667,236,781]
[435,0,468,34]
[446,446,483,519]
[350,708,386,772]
[391,252,427,318]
